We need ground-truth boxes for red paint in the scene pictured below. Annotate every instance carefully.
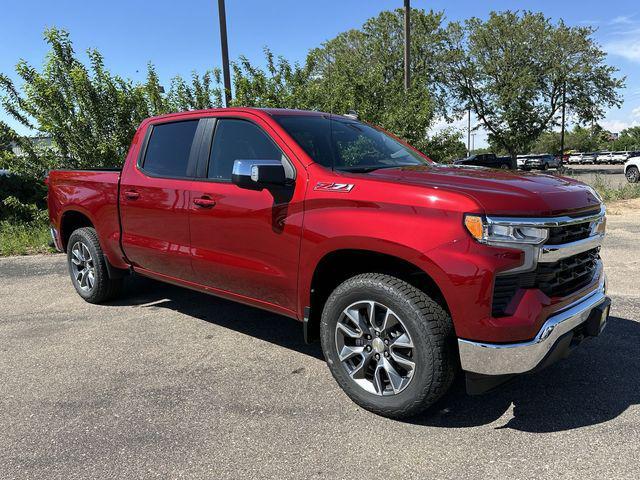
[47,107,604,344]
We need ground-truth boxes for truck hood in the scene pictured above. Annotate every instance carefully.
[364,164,601,216]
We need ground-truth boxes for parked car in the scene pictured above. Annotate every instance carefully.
[46,108,610,418]
[624,155,640,183]
[454,153,514,169]
[517,154,561,170]
[610,151,630,164]
[595,152,612,165]
[581,152,597,164]
[567,153,583,164]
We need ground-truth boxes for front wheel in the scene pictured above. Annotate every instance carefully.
[67,227,122,303]
[320,273,455,418]
[626,166,639,183]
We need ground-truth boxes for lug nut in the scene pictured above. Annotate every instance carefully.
[365,345,371,352]
[384,351,390,357]
[366,335,372,340]
[374,353,380,360]
[384,339,389,345]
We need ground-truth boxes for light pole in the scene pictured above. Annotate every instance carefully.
[560,82,566,159]
[467,107,471,156]
[404,0,410,91]
[217,0,232,107]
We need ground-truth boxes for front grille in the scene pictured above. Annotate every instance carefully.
[492,248,600,317]
[535,249,600,297]
[547,222,593,244]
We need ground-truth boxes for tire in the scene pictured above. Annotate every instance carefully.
[626,166,639,183]
[542,162,549,171]
[320,273,455,418]
[67,227,122,303]
[499,163,509,170]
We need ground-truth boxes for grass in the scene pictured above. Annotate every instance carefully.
[0,220,55,256]
[591,174,640,203]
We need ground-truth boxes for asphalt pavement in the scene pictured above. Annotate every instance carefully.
[1,201,639,479]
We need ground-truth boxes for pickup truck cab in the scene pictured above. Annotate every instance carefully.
[47,108,610,418]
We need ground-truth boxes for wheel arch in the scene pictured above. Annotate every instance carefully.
[60,209,95,252]
[304,248,451,343]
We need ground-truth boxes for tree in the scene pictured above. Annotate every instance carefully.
[444,11,624,161]
[0,28,222,177]
[304,8,450,153]
[0,121,16,154]
[230,8,462,157]
[423,128,467,162]
[612,126,640,151]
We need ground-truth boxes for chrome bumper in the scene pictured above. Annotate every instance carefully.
[458,279,609,376]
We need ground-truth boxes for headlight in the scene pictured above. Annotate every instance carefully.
[464,214,548,245]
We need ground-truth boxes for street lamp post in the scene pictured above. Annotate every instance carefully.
[404,0,410,91]
[217,0,232,107]
[560,82,566,160]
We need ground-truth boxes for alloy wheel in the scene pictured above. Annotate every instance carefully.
[70,241,96,292]
[335,300,415,396]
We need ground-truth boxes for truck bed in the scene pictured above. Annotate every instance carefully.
[47,169,125,267]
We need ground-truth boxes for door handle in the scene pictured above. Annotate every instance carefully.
[193,197,216,208]
[124,190,140,200]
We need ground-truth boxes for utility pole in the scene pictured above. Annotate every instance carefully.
[467,107,471,156]
[404,0,411,91]
[217,0,232,107]
[560,82,566,160]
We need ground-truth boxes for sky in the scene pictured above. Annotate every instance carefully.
[1,0,639,148]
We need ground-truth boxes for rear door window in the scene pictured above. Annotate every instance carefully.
[142,120,199,177]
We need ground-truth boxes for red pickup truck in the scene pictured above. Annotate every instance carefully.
[47,108,610,418]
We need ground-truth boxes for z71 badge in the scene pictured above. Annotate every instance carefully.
[314,182,355,192]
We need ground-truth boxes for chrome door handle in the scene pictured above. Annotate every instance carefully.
[124,190,140,200]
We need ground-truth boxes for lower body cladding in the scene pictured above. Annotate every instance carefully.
[459,279,610,394]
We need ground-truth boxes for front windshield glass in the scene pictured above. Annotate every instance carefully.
[274,114,429,171]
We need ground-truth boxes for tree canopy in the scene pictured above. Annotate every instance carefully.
[444,11,624,158]
[0,28,223,177]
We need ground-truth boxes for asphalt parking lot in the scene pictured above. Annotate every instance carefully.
[1,201,639,480]
[561,164,627,188]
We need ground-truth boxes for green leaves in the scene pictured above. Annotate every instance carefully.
[444,11,624,158]
[0,28,223,174]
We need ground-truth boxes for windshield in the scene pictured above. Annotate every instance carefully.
[274,114,429,172]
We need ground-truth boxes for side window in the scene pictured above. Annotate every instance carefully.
[208,119,284,180]
[142,120,199,177]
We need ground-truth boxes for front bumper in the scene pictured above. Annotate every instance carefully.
[458,278,610,376]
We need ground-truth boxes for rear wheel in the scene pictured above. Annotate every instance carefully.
[67,227,122,303]
[626,166,639,183]
[320,273,455,418]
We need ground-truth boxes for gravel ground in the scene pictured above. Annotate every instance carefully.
[0,201,639,479]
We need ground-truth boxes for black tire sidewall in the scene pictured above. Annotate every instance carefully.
[320,276,446,415]
[627,166,639,183]
[67,228,110,302]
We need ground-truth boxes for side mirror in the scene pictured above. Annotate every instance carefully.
[232,160,289,189]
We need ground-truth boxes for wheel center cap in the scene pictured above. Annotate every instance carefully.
[371,337,385,353]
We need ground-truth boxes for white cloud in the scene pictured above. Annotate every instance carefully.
[599,118,640,132]
[605,39,640,62]
[610,15,635,25]
[632,106,640,118]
